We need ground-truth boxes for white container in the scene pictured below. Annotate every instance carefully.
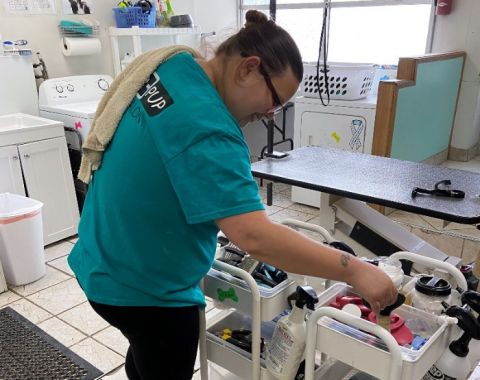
[411,275,452,316]
[378,259,404,289]
[0,193,45,285]
[425,347,471,380]
[204,266,297,321]
[300,63,376,100]
[308,283,455,380]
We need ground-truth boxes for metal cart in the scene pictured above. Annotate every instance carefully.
[199,220,467,380]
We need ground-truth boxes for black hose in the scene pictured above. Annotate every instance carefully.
[316,0,331,106]
[269,0,276,22]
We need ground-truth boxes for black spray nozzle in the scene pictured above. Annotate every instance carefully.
[461,290,480,316]
[445,305,480,339]
[444,305,480,357]
[363,293,405,315]
[380,293,406,316]
[289,286,319,311]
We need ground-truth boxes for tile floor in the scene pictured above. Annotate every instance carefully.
[1,158,479,379]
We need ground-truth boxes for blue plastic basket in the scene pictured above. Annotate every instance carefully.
[113,7,156,28]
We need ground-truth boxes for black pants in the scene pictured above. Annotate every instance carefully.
[89,300,199,380]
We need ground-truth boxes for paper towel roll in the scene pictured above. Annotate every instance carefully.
[61,37,101,56]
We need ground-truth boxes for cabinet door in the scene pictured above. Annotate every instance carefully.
[0,145,25,195]
[19,137,80,245]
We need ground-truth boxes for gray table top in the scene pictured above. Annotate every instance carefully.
[251,146,480,224]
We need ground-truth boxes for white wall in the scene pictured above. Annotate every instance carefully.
[2,1,478,154]
[432,0,480,152]
[0,0,238,79]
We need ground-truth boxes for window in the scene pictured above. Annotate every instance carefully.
[240,1,433,65]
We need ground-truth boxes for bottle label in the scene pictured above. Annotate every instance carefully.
[267,324,304,375]
[422,365,456,380]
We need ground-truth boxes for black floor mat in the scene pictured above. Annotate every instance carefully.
[0,307,103,380]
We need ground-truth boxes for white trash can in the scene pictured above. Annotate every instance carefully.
[0,193,45,286]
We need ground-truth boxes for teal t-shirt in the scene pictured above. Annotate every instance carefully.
[68,52,264,307]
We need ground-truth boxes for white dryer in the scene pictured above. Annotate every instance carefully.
[39,75,113,151]
[291,95,377,207]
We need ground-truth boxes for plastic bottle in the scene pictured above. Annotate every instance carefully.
[473,256,480,292]
[467,337,480,375]
[165,0,174,20]
[411,275,452,315]
[156,0,168,26]
[156,0,173,26]
[378,258,404,289]
[461,291,480,373]
[121,52,134,71]
[266,286,318,380]
[422,305,480,380]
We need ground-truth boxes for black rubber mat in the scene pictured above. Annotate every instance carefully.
[0,307,103,380]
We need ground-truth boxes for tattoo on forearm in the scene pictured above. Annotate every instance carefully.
[341,253,351,268]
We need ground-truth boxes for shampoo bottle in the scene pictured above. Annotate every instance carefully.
[266,286,318,380]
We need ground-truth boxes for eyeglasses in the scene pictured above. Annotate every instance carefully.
[258,64,284,115]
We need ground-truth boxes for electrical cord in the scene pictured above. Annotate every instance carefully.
[316,0,332,106]
[269,0,276,22]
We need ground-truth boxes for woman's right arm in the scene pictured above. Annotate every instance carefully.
[216,210,397,312]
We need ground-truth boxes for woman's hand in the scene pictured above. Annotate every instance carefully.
[348,261,398,313]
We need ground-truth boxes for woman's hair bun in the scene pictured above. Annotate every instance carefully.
[245,9,268,28]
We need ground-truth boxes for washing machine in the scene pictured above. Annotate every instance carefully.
[39,75,113,210]
[39,75,113,150]
[291,94,377,207]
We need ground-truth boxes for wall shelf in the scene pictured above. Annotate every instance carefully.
[108,26,202,76]
[109,25,201,36]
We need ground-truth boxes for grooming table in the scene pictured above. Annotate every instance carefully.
[252,146,480,265]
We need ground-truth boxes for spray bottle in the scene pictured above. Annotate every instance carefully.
[156,0,174,26]
[423,305,480,380]
[472,256,480,291]
[266,286,318,380]
[461,291,480,372]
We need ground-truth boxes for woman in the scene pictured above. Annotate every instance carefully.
[69,10,397,380]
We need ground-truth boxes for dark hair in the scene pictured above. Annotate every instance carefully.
[216,10,303,82]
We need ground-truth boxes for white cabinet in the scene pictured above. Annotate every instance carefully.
[19,137,79,244]
[0,145,25,196]
[0,113,79,245]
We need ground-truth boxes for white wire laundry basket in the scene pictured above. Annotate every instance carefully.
[301,62,376,101]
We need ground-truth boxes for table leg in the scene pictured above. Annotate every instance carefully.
[319,192,338,233]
